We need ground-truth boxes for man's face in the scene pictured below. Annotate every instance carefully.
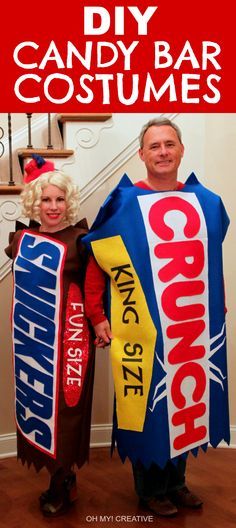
[139,125,184,179]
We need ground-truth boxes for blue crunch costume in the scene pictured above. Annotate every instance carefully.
[83,173,230,469]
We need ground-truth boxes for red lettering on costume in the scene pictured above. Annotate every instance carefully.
[171,362,206,409]
[142,192,209,454]
[149,197,201,241]
[63,283,89,407]
[155,240,204,282]
[161,280,205,321]
[172,403,207,450]
[167,320,206,364]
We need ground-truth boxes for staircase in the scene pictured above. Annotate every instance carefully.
[0,113,112,193]
[0,111,176,281]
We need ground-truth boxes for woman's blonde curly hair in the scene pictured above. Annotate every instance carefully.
[21,171,80,225]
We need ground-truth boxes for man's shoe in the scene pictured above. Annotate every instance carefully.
[141,495,178,517]
[168,486,203,508]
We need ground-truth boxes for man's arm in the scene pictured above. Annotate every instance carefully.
[84,255,113,347]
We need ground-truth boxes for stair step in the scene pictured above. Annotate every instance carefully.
[17,148,74,172]
[57,113,112,142]
[58,113,112,123]
[0,184,23,194]
[17,148,74,158]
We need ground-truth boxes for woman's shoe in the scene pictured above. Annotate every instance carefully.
[64,471,78,503]
[41,495,71,517]
[39,488,52,507]
[39,470,77,517]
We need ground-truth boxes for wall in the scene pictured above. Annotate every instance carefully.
[0,273,15,431]
[204,114,236,427]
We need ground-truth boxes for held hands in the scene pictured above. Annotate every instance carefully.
[94,319,113,348]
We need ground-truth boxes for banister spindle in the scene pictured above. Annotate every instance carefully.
[47,113,53,149]
[26,113,33,148]
[0,125,4,159]
[8,113,15,186]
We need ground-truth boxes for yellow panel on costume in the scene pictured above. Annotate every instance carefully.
[91,236,157,432]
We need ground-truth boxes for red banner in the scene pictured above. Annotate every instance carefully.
[1,0,234,112]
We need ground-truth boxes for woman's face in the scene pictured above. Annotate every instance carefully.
[39,184,67,232]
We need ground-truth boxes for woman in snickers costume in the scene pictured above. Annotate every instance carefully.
[5,155,95,517]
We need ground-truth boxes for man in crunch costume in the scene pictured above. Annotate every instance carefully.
[84,118,230,517]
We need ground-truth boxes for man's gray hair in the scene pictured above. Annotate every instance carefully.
[139,117,182,148]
